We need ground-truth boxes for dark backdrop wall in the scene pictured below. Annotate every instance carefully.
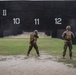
[0,1,76,44]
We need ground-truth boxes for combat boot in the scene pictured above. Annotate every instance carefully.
[27,53,29,56]
[37,54,40,57]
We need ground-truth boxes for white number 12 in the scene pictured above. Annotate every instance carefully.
[55,18,62,24]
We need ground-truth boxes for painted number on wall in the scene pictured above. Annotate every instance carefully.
[3,9,7,16]
[55,18,62,24]
[13,18,20,24]
[34,18,39,25]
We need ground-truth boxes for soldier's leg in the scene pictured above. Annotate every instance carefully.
[63,48,67,58]
[69,43,73,59]
[63,42,67,58]
[27,45,33,56]
[34,44,40,56]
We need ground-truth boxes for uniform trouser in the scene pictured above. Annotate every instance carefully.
[63,41,72,58]
[27,43,39,56]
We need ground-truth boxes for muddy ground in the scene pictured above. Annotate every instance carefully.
[0,52,76,75]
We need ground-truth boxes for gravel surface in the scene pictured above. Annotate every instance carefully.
[0,53,76,75]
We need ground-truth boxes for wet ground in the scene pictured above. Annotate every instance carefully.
[0,52,76,75]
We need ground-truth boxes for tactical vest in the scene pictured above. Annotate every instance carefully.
[65,31,72,40]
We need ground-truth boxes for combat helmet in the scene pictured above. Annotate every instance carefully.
[66,26,71,30]
[34,30,38,34]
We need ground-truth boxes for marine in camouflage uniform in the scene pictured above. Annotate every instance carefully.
[27,30,40,56]
[62,26,75,59]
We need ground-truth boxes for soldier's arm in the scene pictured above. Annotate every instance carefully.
[36,35,39,38]
[71,32,75,39]
[30,34,34,43]
[62,31,66,39]
[34,33,39,38]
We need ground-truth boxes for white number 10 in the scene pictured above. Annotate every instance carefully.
[13,18,20,24]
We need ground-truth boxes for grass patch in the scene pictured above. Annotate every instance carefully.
[0,37,76,56]
[0,37,65,55]
[38,38,64,55]
[0,37,76,67]
[0,38,29,55]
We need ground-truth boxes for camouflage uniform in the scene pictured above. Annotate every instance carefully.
[27,30,40,56]
[62,26,75,59]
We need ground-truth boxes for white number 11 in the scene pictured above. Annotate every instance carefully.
[3,9,7,16]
